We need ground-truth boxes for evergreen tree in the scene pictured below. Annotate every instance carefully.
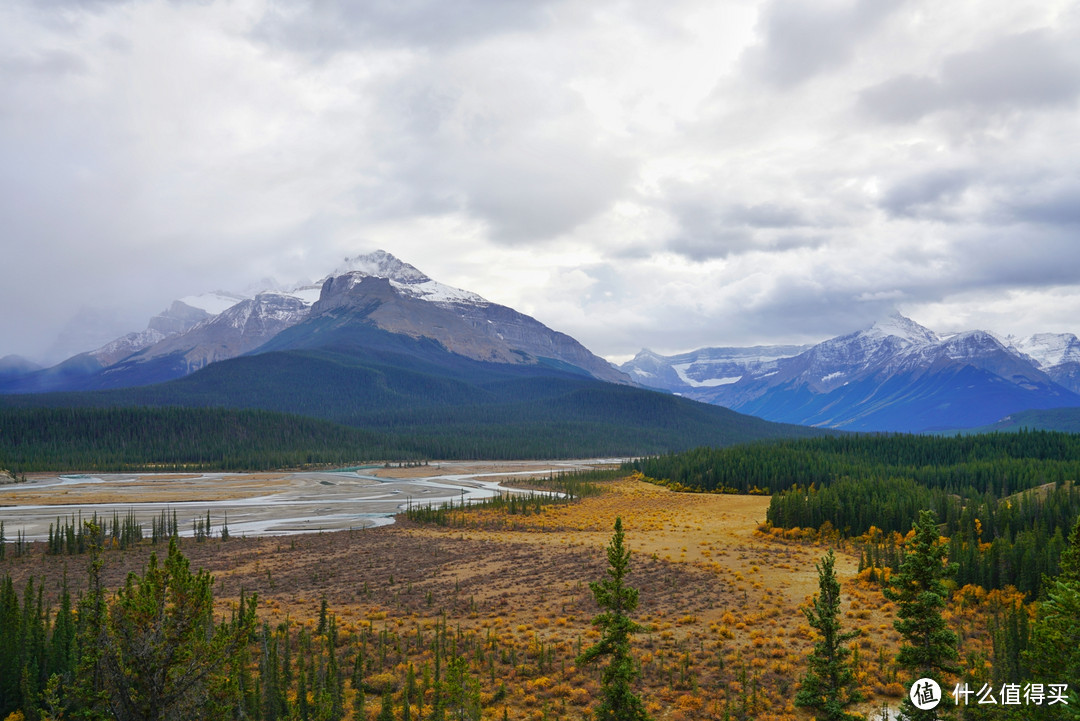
[375,690,394,721]
[351,685,365,721]
[795,550,864,721]
[402,663,415,721]
[72,523,112,721]
[1058,513,1080,584]
[1024,514,1080,719]
[884,510,959,721]
[325,615,344,721]
[444,656,481,721]
[260,622,285,721]
[576,517,651,721]
[84,536,259,721]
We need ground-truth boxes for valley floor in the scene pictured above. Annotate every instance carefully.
[4,475,997,720]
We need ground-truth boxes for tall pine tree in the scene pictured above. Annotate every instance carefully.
[884,509,959,721]
[1024,514,1080,719]
[795,549,864,721]
[577,517,651,721]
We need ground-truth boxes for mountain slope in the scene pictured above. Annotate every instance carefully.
[970,407,1080,433]
[0,252,824,457]
[90,292,312,389]
[10,251,628,393]
[1,325,831,457]
[620,345,811,398]
[1008,332,1080,395]
[267,269,630,384]
[624,313,1080,432]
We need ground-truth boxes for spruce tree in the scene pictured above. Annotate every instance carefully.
[1023,514,1080,719]
[376,690,394,721]
[577,517,651,721]
[884,510,959,721]
[87,536,259,721]
[72,523,111,721]
[795,549,864,721]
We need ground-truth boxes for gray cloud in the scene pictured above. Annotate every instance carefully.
[254,0,551,56]
[860,29,1080,123]
[660,180,827,260]
[726,202,810,229]
[358,47,638,243]
[0,49,87,79]
[742,0,904,88]
[880,168,974,219]
[954,234,1080,289]
[1007,181,1080,226]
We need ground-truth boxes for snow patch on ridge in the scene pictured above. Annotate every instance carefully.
[1011,333,1080,369]
[331,251,488,306]
[672,363,741,387]
[864,312,939,345]
[179,292,247,316]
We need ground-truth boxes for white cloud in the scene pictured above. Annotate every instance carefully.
[1,0,1079,365]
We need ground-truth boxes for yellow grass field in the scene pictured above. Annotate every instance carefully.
[1,476,1009,720]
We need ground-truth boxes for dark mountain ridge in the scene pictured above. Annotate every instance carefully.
[621,313,1080,432]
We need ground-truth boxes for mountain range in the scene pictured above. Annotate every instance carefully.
[0,250,628,395]
[0,251,826,457]
[4,251,1080,439]
[620,313,1080,432]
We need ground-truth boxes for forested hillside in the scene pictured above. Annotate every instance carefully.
[0,341,830,467]
[0,407,409,471]
[0,390,825,471]
[630,431,1080,597]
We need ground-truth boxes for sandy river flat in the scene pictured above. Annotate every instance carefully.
[0,459,620,540]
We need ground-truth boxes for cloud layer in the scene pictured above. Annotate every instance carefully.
[2,0,1079,363]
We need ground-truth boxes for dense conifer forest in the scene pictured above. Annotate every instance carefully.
[0,341,829,468]
[630,431,1080,598]
[0,390,827,471]
[0,407,412,471]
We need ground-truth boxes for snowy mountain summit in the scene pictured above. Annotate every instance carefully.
[332,250,488,306]
[864,312,939,345]
[1010,332,1080,370]
[621,311,1080,432]
[4,249,630,392]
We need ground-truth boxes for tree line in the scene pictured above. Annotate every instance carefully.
[0,407,413,473]
[0,397,815,471]
[633,432,1080,598]
[629,431,1080,497]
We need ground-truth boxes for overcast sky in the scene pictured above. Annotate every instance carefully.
[3,0,1080,364]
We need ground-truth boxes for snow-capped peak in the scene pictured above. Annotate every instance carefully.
[864,312,939,345]
[332,250,431,285]
[330,250,488,306]
[1010,332,1080,369]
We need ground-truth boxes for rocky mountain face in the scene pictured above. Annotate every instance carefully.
[1008,332,1080,395]
[99,292,312,385]
[89,301,212,367]
[4,251,629,392]
[622,345,812,396]
[622,313,1080,432]
[291,259,630,384]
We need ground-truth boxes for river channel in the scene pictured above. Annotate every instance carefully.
[0,459,619,540]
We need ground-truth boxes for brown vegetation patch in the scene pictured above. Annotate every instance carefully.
[4,476,996,721]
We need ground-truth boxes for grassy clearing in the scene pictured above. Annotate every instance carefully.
[1,476,1008,720]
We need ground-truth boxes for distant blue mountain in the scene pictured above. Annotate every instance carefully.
[622,313,1080,432]
[0,253,829,457]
